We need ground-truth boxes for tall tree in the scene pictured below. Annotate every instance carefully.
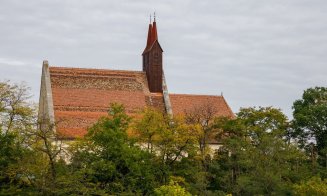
[210,107,310,195]
[0,81,38,194]
[183,102,221,194]
[184,102,218,165]
[27,119,64,190]
[134,108,198,184]
[292,87,327,167]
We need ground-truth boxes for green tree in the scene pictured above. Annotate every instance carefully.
[134,108,198,185]
[134,108,167,153]
[293,176,327,196]
[210,107,310,195]
[0,131,25,193]
[0,81,34,135]
[0,81,38,194]
[26,119,65,194]
[70,103,159,195]
[292,87,327,168]
[154,180,191,196]
[183,103,221,194]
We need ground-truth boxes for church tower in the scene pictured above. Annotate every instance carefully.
[142,15,163,93]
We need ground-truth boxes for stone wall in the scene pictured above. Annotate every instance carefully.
[38,60,55,126]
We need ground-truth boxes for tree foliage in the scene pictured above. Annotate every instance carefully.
[184,102,218,163]
[293,87,327,167]
[154,180,191,196]
[134,108,198,187]
[70,103,159,195]
[293,176,327,196]
[0,81,36,193]
[0,81,34,135]
[210,107,311,195]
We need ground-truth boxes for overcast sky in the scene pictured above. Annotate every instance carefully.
[0,0,326,118]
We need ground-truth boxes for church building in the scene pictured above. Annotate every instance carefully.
[38,18,234,140]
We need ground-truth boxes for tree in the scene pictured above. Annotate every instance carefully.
[293,176,327,195]
[27,119,64,191]
[134,108,167,153]
[184,102,218,163]
[210,107,310,195]
[70,103,159,195]
[183,102,223,194]
[292,87,327,167]
[0,130,25,193]
[134,108,198,185]
[0,81,34,135]
[0,81,37,194]
[154,180,191,196]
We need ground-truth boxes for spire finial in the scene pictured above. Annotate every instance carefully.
[150,14,152,23]
[154,12,156,22]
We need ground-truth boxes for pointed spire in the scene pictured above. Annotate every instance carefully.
[152,12,158,42]
[146,22,153,49]
[143,14,153,53]
[143,13,160,54]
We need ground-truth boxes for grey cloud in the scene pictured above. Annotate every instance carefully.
[1,0,327,118]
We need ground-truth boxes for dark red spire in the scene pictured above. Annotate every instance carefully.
[143,13,160,54]
[146,23,153,49]
[143,15,153,54]
[151,13,158,42]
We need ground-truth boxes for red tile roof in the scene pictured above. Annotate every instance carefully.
[49,67,233,139]
[52,89,148,113]
[50,67,160,138]
[54,111,107,139]
[169,94,234,118]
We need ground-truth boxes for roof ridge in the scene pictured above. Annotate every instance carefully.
[169,93,222,97]
[49,66,144,73]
